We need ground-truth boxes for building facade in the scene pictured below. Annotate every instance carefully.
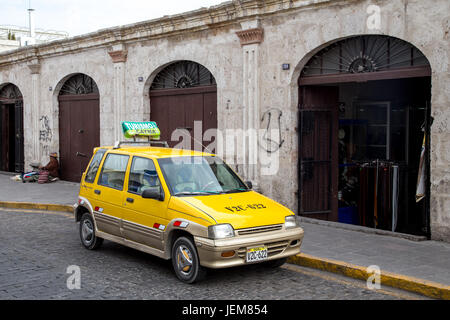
[0,0,449,241]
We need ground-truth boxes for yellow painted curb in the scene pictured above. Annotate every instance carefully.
[0,201,73,213]
[288,253,450,300]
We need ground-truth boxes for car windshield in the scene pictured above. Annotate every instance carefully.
[157,156,249,196]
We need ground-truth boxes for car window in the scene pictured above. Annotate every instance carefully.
[98,153,129,190]
[128,157,161,195]
[85,149,106,183]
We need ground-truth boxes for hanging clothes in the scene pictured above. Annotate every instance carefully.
[416,135,426,202]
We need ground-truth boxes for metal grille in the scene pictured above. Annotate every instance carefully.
[301,35,430,77]
[59,73,99,95]
[150,60,216,90]
[237,240,290,259]
[237,224,283,236]
[0,83,22,100]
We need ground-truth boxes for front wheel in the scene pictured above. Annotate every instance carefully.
[171,236,206,283]
[79,213,103,250]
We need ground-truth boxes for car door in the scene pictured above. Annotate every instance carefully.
[93,152,130,237]
[121,156,169,250]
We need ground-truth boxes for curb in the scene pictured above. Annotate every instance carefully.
[287,253,450,300]
[0,201,73,213]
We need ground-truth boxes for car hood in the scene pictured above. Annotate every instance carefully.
[175,191,293,230]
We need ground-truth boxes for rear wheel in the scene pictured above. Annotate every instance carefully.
[171,236,206,283]
[79,213,103,250]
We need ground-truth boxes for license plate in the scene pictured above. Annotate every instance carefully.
[246,246,268,263]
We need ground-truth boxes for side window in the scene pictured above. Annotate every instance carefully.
[128,157,161,195]
[85,149,106,183]
[98,153,130,190]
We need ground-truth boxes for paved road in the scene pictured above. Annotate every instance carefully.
[0,208,425,300]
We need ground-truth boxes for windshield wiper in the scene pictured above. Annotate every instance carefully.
[222,188,249,194]
[174,191,219,196]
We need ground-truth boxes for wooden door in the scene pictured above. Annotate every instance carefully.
[298,86,339,221]
[14,100,24,172]
[0,103,10,172]
[0,101,22,172]
[150,86,217,151]
[58,94,100,182]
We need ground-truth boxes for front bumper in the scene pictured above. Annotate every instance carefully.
[194,226,304,269]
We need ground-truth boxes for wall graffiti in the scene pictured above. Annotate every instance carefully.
[39,116,52,143]
[259,108,284,153]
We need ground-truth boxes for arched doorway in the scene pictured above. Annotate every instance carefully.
[298,35,431,237]
[0,83,24,173]
[149,60,217,151]
[58,73,100,182]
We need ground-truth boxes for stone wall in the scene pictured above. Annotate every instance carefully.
[0,0,448,241]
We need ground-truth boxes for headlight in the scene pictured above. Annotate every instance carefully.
[285,215,300,229]
[208,224,235,239]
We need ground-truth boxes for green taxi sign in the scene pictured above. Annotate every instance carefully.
[121,121,161,140]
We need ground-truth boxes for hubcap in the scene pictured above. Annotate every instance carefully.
[176,245,193,275]
[81,219,94,245]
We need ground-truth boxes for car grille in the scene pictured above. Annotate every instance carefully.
[237,240,290,259]
[236,224,282,236]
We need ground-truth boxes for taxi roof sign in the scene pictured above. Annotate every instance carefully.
[121,121,161,140]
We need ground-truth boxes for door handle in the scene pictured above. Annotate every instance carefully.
[94,189,101,195]
[126,197,134,203]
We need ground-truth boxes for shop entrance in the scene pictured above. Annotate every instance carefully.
[0,83,24,173]
[298,35,432,237]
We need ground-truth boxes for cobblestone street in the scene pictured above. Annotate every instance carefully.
[0,209,426,300]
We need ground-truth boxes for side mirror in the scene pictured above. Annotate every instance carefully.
[245,181,253,190]
[142,187,164,201]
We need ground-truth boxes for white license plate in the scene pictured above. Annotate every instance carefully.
[246,246,268,263]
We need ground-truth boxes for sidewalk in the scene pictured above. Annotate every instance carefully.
[300,222,450,287]
[0,172,79,205]
[0,171,449,296]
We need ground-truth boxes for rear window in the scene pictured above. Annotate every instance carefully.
[84,149,106,183]
[98,153,130,190]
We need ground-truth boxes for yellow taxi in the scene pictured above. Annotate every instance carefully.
[74,122,304,283]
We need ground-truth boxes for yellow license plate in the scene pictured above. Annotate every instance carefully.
[246,246,268,263]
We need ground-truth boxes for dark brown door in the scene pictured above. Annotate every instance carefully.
[298,86,339,221]
[14,100,24,172]
[0,102,11,172]
[58,94,100,182]
[0,101,23,173]
[150,86,217,151]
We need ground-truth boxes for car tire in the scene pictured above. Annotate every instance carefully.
[79,213,103,250]
[171,236,206,284]
[263,257,287,268]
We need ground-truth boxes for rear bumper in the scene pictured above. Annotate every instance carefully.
[194,227,304,269]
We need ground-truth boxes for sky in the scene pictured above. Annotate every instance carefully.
[0,0,226,36]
